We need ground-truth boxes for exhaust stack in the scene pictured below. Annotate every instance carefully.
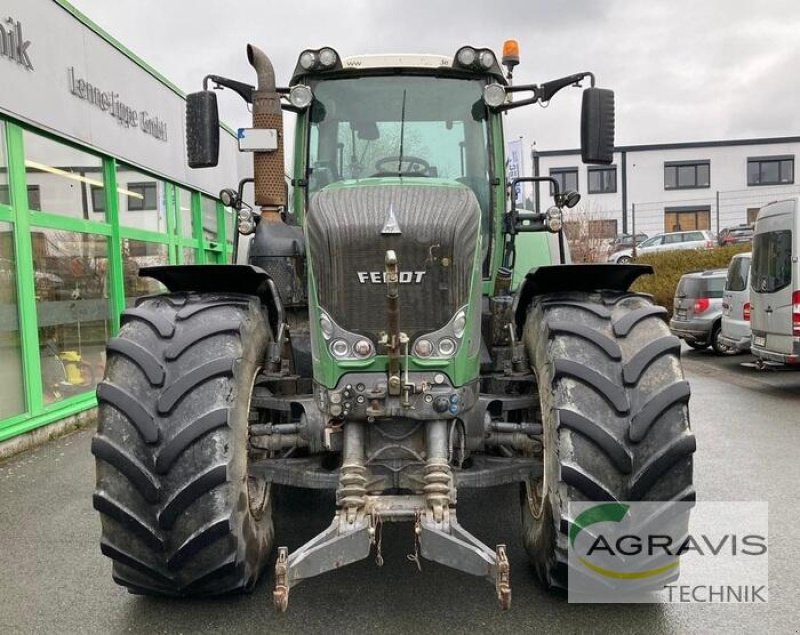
[247,44,286,213]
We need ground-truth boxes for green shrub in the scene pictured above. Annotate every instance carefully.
[630,245,751,315]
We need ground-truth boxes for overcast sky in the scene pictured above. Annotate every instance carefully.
[69,0,800,157]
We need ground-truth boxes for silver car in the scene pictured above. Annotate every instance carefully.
[608,230,715,264]
[720,252,752,353]
[669,269,730,354]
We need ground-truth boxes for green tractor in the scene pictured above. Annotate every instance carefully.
[92,41,695,609]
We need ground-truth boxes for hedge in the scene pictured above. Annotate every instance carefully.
[630,245,751,315]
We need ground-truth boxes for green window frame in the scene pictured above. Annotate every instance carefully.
[0,117,224,442]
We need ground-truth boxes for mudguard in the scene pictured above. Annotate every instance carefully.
[513,263,653,334]
[140,264,283,335]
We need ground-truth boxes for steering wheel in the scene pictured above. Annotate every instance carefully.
[372,155,431,177]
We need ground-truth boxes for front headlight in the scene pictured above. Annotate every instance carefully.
[412,306,469,360]
[437,337,457,357]
[319,311,377,361]
[483,83,507,108]
[289,84,313,109]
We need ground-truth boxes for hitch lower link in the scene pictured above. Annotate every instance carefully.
[272,498,511,612]
[273,418,510,612]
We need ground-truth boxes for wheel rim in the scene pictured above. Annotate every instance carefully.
[527,477,546,520]
[245,368,271,521]
[713,328,732,354]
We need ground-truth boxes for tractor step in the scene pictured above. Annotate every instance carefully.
[272,495,511,612]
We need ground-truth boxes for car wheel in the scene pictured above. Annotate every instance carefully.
[617,255,632,264]
[711,324,734,355]
[686,341,708,351]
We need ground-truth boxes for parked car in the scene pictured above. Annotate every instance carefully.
[720,252,752,353]
[606,232,648,256]
[749,198,800,365]
[670,269,731,354]
[718,224,754,246]
[608,230,715,263]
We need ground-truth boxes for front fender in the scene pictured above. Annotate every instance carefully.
[139,264,284,335]
[514,263,653,334]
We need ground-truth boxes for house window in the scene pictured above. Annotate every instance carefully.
[588,166,617,194]
[0,184,41,210]
[550,167,578,195]
[90,185,105,213]
[747,155,794,186]
[664,161,710,190]
[664,206,711,232]
[126,182,158,211]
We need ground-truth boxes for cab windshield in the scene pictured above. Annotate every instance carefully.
[306,74,492,222]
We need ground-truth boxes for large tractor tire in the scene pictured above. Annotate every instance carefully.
[520,291,695,590]
[92,293,274,595]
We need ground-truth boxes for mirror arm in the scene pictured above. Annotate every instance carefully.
[538,72,595,103]
[495,72,595,112]
[237,177,254,207]
[203,74,255,104]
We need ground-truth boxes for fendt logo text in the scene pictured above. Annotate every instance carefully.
[357,271,426,284]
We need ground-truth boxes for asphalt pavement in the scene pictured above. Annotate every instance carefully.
[1,347,799,634]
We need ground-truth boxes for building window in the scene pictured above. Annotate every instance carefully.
[23,129,105,219]
[117,165,166,232]
[588,166,617,194]
[90,185,105,214]
[31,229,110,404]
[122,239,168,308]
[664,206,711,232]
[0,185,41,210]
[0,121,8,206]
[202,196,220,242]
[0,221,26,419]
[747,155,794,186]
[550,167,578,195]
[178,188,195,239]
[126,182,158,211]
[664,161,710,190]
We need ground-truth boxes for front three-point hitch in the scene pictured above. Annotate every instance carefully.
[272,424,511,612]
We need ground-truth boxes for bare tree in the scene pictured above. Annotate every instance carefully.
[562,203,617,263]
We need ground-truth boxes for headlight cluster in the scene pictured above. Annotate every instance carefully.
[453,46,498,72]
[237,208,258,235]
[545,206,563,233]
[412,308,467,360]
[296,47,342,73]
[319,310,376,361]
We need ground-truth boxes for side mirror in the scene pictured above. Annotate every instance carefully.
[580,87,615,165]
[186,91,220,168]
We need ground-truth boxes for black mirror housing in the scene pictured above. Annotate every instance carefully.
[580,87,615,165]
[186,91,220,168]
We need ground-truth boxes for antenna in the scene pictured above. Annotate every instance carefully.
[397,89,407,174]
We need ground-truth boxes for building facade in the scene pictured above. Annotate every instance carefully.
[533,136,800,240]
[0,0,246,443]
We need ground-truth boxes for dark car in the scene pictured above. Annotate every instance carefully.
[669,269,732,354]
[718,224,754,246]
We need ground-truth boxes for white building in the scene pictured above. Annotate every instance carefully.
[533,136,800,238]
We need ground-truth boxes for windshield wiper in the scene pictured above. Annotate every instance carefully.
[397,89,407,175]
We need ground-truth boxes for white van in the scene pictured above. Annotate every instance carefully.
[749,198,800,365]
[720,252,752,353]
